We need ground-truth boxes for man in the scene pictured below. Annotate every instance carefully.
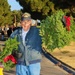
[10,12,42,75]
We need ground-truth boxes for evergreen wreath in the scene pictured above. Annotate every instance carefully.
[0,37,19,70]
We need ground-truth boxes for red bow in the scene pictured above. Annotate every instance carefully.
[3,55,17,64]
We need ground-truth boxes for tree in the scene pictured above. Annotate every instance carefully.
[16,0,75,19]
[11,10,22,26]
[16,0,54,19]
[51,0,75,17]
[0,0,13,26]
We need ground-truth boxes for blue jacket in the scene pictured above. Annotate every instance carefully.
[10,26,42,65]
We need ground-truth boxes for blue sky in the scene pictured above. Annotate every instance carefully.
[8,0,23,11]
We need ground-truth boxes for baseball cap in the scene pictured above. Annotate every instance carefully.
[21,12,31,21]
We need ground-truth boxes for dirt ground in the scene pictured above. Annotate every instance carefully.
[50,41,75,68]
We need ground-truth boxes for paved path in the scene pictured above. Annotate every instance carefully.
[0,41,68,75]
[41,55,68,75]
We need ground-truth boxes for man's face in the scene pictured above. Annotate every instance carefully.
[21,20,32,31]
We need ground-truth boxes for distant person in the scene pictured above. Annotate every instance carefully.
[36,19,41,25]
[7,27,12,37]
[31,19,37,26]
[1,30,4,41]
[0,26,2,34]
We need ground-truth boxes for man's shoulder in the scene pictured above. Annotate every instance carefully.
[31,26,39,30]
[31,26,40,33]
[13,27,22,32]
[10,27,22,37]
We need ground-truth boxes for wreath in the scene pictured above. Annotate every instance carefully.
[0,37,19,70]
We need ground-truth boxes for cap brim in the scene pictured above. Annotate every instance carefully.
[21,17,31,21]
